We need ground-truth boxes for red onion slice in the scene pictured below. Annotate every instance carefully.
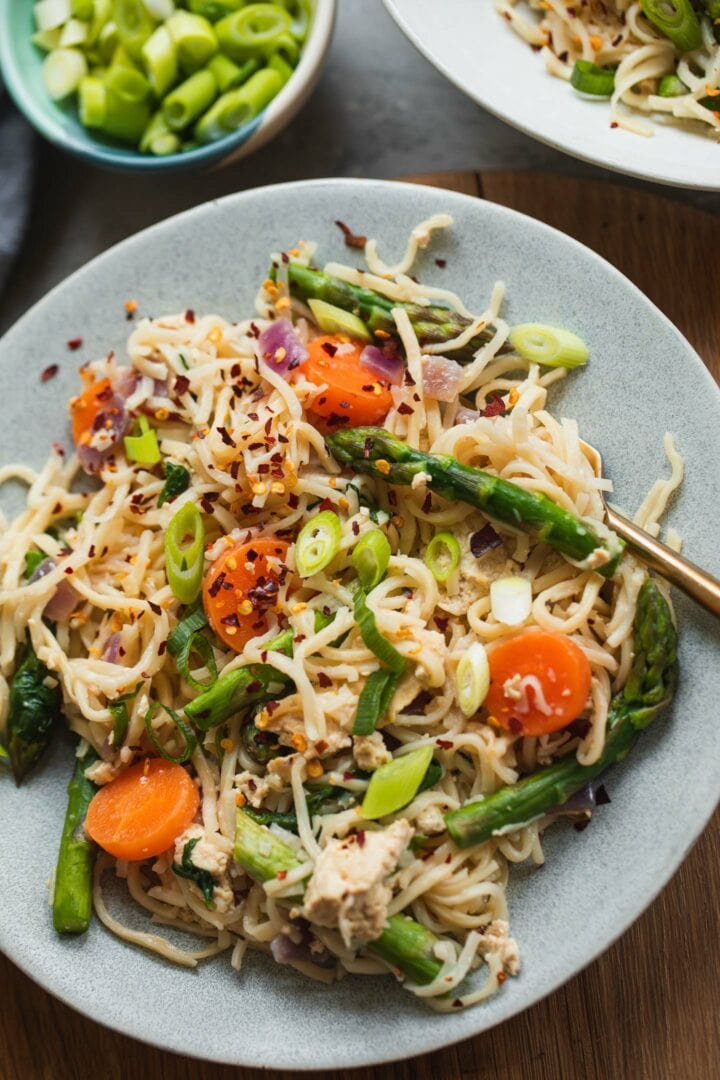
[422,355,464,403]
[44,579,79,622]
[359,345,403,386]
[470,524,502,558]
[455,406,481,425]
[28,557,55,584]
[77,391,128,475]
[258,319,308,377]
[101,631,122,664]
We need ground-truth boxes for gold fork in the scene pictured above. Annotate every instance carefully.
[582,442,720,616]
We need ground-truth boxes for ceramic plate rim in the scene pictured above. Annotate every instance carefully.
[1,178,719,1069]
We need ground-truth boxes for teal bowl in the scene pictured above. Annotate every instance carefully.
[0,0,335,172]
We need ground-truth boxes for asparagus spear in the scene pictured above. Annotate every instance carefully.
[272,261,505,365]
[327,427,625,578]
[445,578,677,848]
[53,746,99,934]
[234,808,443,984]
[6,641,63,783]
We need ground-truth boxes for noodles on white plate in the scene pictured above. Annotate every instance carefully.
[498,0,720,138]
[0,215,682,1010]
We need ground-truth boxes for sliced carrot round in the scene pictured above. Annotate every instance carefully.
[485,631,592,737]
[203,537,289,652]
[85,758,199,861]
[299,336,393,427]
[70,377,113,446]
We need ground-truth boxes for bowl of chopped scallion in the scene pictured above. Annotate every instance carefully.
[0,0,335,172]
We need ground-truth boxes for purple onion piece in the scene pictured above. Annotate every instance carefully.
[470,524,502,558]
[359,344,403,386]
[152,378,169,397]
[101,631,122,664]
[28,557,56,584]
[421,355,464,403]
[270,920,335,969]
[113,368,138,401]
[44,579,79,622]
[258,319,308,377]
[548,779,610,819]
[455,406,481,425]
[77,392,128,475]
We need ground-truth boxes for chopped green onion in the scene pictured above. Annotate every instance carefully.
[353,590,406,675]
[124,415,161,464]
[570,59,616,97]
[193,66,280,139]
[206,51,252,92]
[164,501,205,604]
[112,0,156,60]
[188,0,248,21]
[175,630,218,691]
[165,10,218,71]
[658,73,688,97]
[361,745,434,820]
[352,667,400,736]
[157,460,190,507]
[266,50,293,85]
[509,323,589,369]
[424,532,460,583]
[23,551,46,580]
[35,0,72,33]
[307,298,372,343]
[59,18,90,47]
[96,19,119,60]
[352,528,391,591]
[139,109,181,154]
[639,0,702,52]
[455,643,489,718]
[698,88,720,110]
[32,28,63,51]
[215,4,297,62]
[43,48,88,100]
[234,807,302,882]
[295,509,342,577]
[88,0,113,46]
[104,85,152,140]
[490,576,532,626]
[166,598,208,657]
[108,681,143,749]
[141,24,178,97]
[277,0,311,40]
[106,59,151,102]
[143,0,174,18]
[78,75,107,126]
[144,701,197,763]
[163,68,217,130]
[71,0,94,17]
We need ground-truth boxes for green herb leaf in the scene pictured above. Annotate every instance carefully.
[172,837,214,908]
[23,551,46,580]
[158,462,191,508]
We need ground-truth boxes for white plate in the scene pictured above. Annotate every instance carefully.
[1,179,719,1068]
[384,0,720,191]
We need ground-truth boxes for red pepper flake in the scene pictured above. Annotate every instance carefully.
[481,391,507,418]
[148,601,162,615]
[200,496,215,515]
[217,426,236,448]
[88,545,96,558]
[434,259,446,269]
[351,520,360,536]
[508,716,523,735]
[41,364,58,383]
[221,612,240,627]
[356,830,366,847]
[288,493,299,510]
[421,492,432,514]
[436,738,454,750]
[397,402,414,416]
[318,672,332,688]
[452,999,463,1009]
[497,971,507,985]
[321,342,338,358]
[174,375,190,395]
[158,640,167,656]
[318,497,335,513]
[52,442,65,457]
[208,571,226,598]
[335,220,366,249]
[610,122,619,129]
[434,615,449,633]
[276,870,288,881]
[63,567,74,574]
[185,309,195,323]
[67,337,83,350]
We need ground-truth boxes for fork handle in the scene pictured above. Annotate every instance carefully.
[606,505,720,617]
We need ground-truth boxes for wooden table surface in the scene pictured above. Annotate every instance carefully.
[2,170,719,1080]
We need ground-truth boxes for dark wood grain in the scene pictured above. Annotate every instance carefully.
[2,170,718,1080]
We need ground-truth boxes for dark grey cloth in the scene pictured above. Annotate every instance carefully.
[0,91,36,296]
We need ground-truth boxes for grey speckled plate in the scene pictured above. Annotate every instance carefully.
[1,180,719,1070]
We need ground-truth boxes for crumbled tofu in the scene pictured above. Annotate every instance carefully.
[257,700,351,759]
[267,753,307,783]
[502,673,524,702]
[410,471,433,490]
[174,824,229,878]
[415,804,447,835]
[234,770,284,808]
[85,759,119,785]
[353,732,391,771]
[302,819,413,948]
[584,547,611,570]
[438,543,511,616]
[479,919,520,976]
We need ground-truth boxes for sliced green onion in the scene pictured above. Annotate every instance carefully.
[141,24,178,97]
[639,0,702,52]
[206,51,250,92]
[267,50,293,85]
[308,298,372,343]
[353,590,406,675]
[167,598,208,656]
[175,630,218,691]
[352,667,400,736]
[352,528,391,591]
[509,323,589,369]
[87,0,112,45]
[59,18,90,47]
[295,509,342,577]
[164,501,205,603]
[193,66,280,139]
[455,642,489,719]
[43,48,88,100]
[570,59,616,97]
[112,0,157,60]
[277,0,312,40]
[166,10,218,71]
[78,75,107,126]
[106,59,151,102]
[23,550,46,580]
[163,68,218,130]
[189,0,247,19]
[143,0,174,18]
[96,20,119,60]
[490,576,532,626]
[71,0,94,17]
[424,532,460,583]
[157,460,190,507]
[139,110,181,154]
[35,0,72,32]
[32,28,63,51]
[104,86,152,139]
[124,415,161,464]
[361,745,434,820]
[108,681,143,749]
[658,73,688,97]
[215,4,297,62]
[699,88,720,110]
[144,701,197,763]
